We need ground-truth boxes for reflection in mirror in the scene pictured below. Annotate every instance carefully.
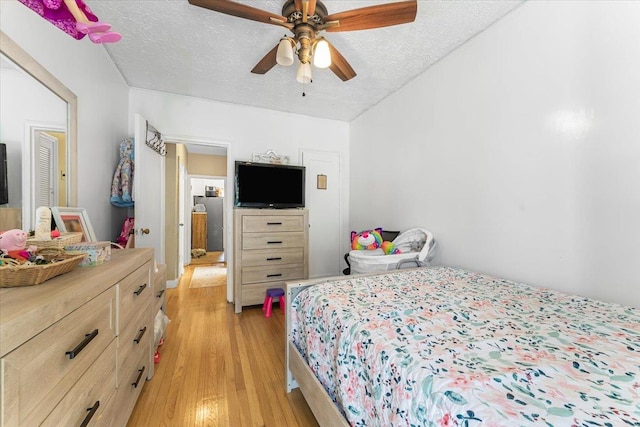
[0,30,77,231]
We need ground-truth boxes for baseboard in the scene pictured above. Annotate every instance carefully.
[167,279,178,289]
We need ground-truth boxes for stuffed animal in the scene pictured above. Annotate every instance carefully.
[0,229,34,262]
[0,229,28,252]
[381,241,401,255]
[351,228,383,250]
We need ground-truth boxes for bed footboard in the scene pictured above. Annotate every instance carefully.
[288,342,349,426]
[286,277,349,427]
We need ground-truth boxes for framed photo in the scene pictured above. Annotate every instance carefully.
[51,207,97,242]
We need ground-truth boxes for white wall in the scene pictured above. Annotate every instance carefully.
[1,2,130,240]
[350,1,640,308]
[129,88,350,275]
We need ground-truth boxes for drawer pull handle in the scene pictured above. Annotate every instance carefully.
[266,257,282,261]
[80,401,100,427]
[267,241,283,244]
[66,329,99,359]
[267,273,283,278]
[134,326,147,344]
[132,366,146,388]
[157,289,165,299]
[134,283,148,296]
[267,222,282,225]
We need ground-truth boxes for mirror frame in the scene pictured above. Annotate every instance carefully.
[0,30,78,214]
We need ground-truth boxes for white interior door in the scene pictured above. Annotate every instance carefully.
[178,162,186,275]
[133,114,165,264]
[301,150,343,277]
[33,131,57,209]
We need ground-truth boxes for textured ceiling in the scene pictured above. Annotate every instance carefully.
[90,0,523,122]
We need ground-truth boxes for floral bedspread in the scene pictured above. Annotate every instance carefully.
[290,267,640,426]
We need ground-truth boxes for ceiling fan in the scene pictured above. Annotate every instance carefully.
[188,0,418,83]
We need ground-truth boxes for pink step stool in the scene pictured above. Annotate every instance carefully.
[263,288,285,318]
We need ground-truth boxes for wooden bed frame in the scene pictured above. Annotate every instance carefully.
[286,268,426,425]
[286,276,350,427]
[285,269,425,425]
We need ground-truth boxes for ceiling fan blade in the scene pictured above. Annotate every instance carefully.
[326,41,356,81]
[324,0,417,32]
[188,0,286,25]
[307,0,317,19]
[294,0,303,12]
[251,44,279,74]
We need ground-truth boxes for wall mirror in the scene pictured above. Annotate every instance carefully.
[0,30,77,231]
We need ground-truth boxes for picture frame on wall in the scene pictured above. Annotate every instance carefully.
[51,207,97,242]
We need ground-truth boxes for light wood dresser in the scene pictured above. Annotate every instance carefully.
[0,248,157,426]
[233,208,308,313]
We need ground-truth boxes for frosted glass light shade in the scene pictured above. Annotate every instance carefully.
[276,38,294,66]
[313,39,331,69]
[296,62,312,83]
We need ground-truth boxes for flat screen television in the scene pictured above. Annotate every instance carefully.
[234,161,305,208]
[0,143,7,205]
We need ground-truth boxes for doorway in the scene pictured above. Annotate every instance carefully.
[164,139,230,293]
[22,122,66,229]
[190,176,226,261]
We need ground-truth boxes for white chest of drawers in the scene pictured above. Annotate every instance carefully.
[0,248,155,426]
[233,209,309,313]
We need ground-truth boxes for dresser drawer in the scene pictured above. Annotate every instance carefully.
[242,215,304,233]
[111,349,149,427]
[117,299,151,382]
[241,248,304,267]
[153,264,167,314]
[118,263,151,332]
[242,232,305,250]
[242,264,305,285]
[241,282,286,306]
[1,287,116,426]
[41,339,117,427]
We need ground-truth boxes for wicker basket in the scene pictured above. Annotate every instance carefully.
[26,232,83,250]
[0,250,87,287]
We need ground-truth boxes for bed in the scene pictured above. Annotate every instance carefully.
[285,267,640,426]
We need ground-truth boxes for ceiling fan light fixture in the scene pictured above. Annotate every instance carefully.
[313,38,331,69]
[296,62,313,83]
[276,37,294,66]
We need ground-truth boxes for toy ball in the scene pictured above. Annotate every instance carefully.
[381,241,401,255]
[351,228,383,250]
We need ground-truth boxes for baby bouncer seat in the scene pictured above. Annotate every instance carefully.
[348,228,436,275]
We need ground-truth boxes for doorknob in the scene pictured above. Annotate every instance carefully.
[140,228,150,235]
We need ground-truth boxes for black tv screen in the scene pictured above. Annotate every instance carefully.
[235,161,305,208]
[0,143,7,205]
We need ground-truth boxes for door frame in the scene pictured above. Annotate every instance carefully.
[299,149,346,277]
[164,134,235,302]
[22,121,66,230]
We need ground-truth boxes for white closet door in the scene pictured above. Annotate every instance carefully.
[301,150,343,277]
[33,131,57,208]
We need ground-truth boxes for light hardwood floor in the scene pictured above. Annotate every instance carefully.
[127,264,319,426]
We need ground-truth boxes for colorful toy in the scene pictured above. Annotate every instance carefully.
[0,229,28,252]
[18,0,121,43]
[351,228,383,250]
[381,241,401,255]
[0,229,35,262]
